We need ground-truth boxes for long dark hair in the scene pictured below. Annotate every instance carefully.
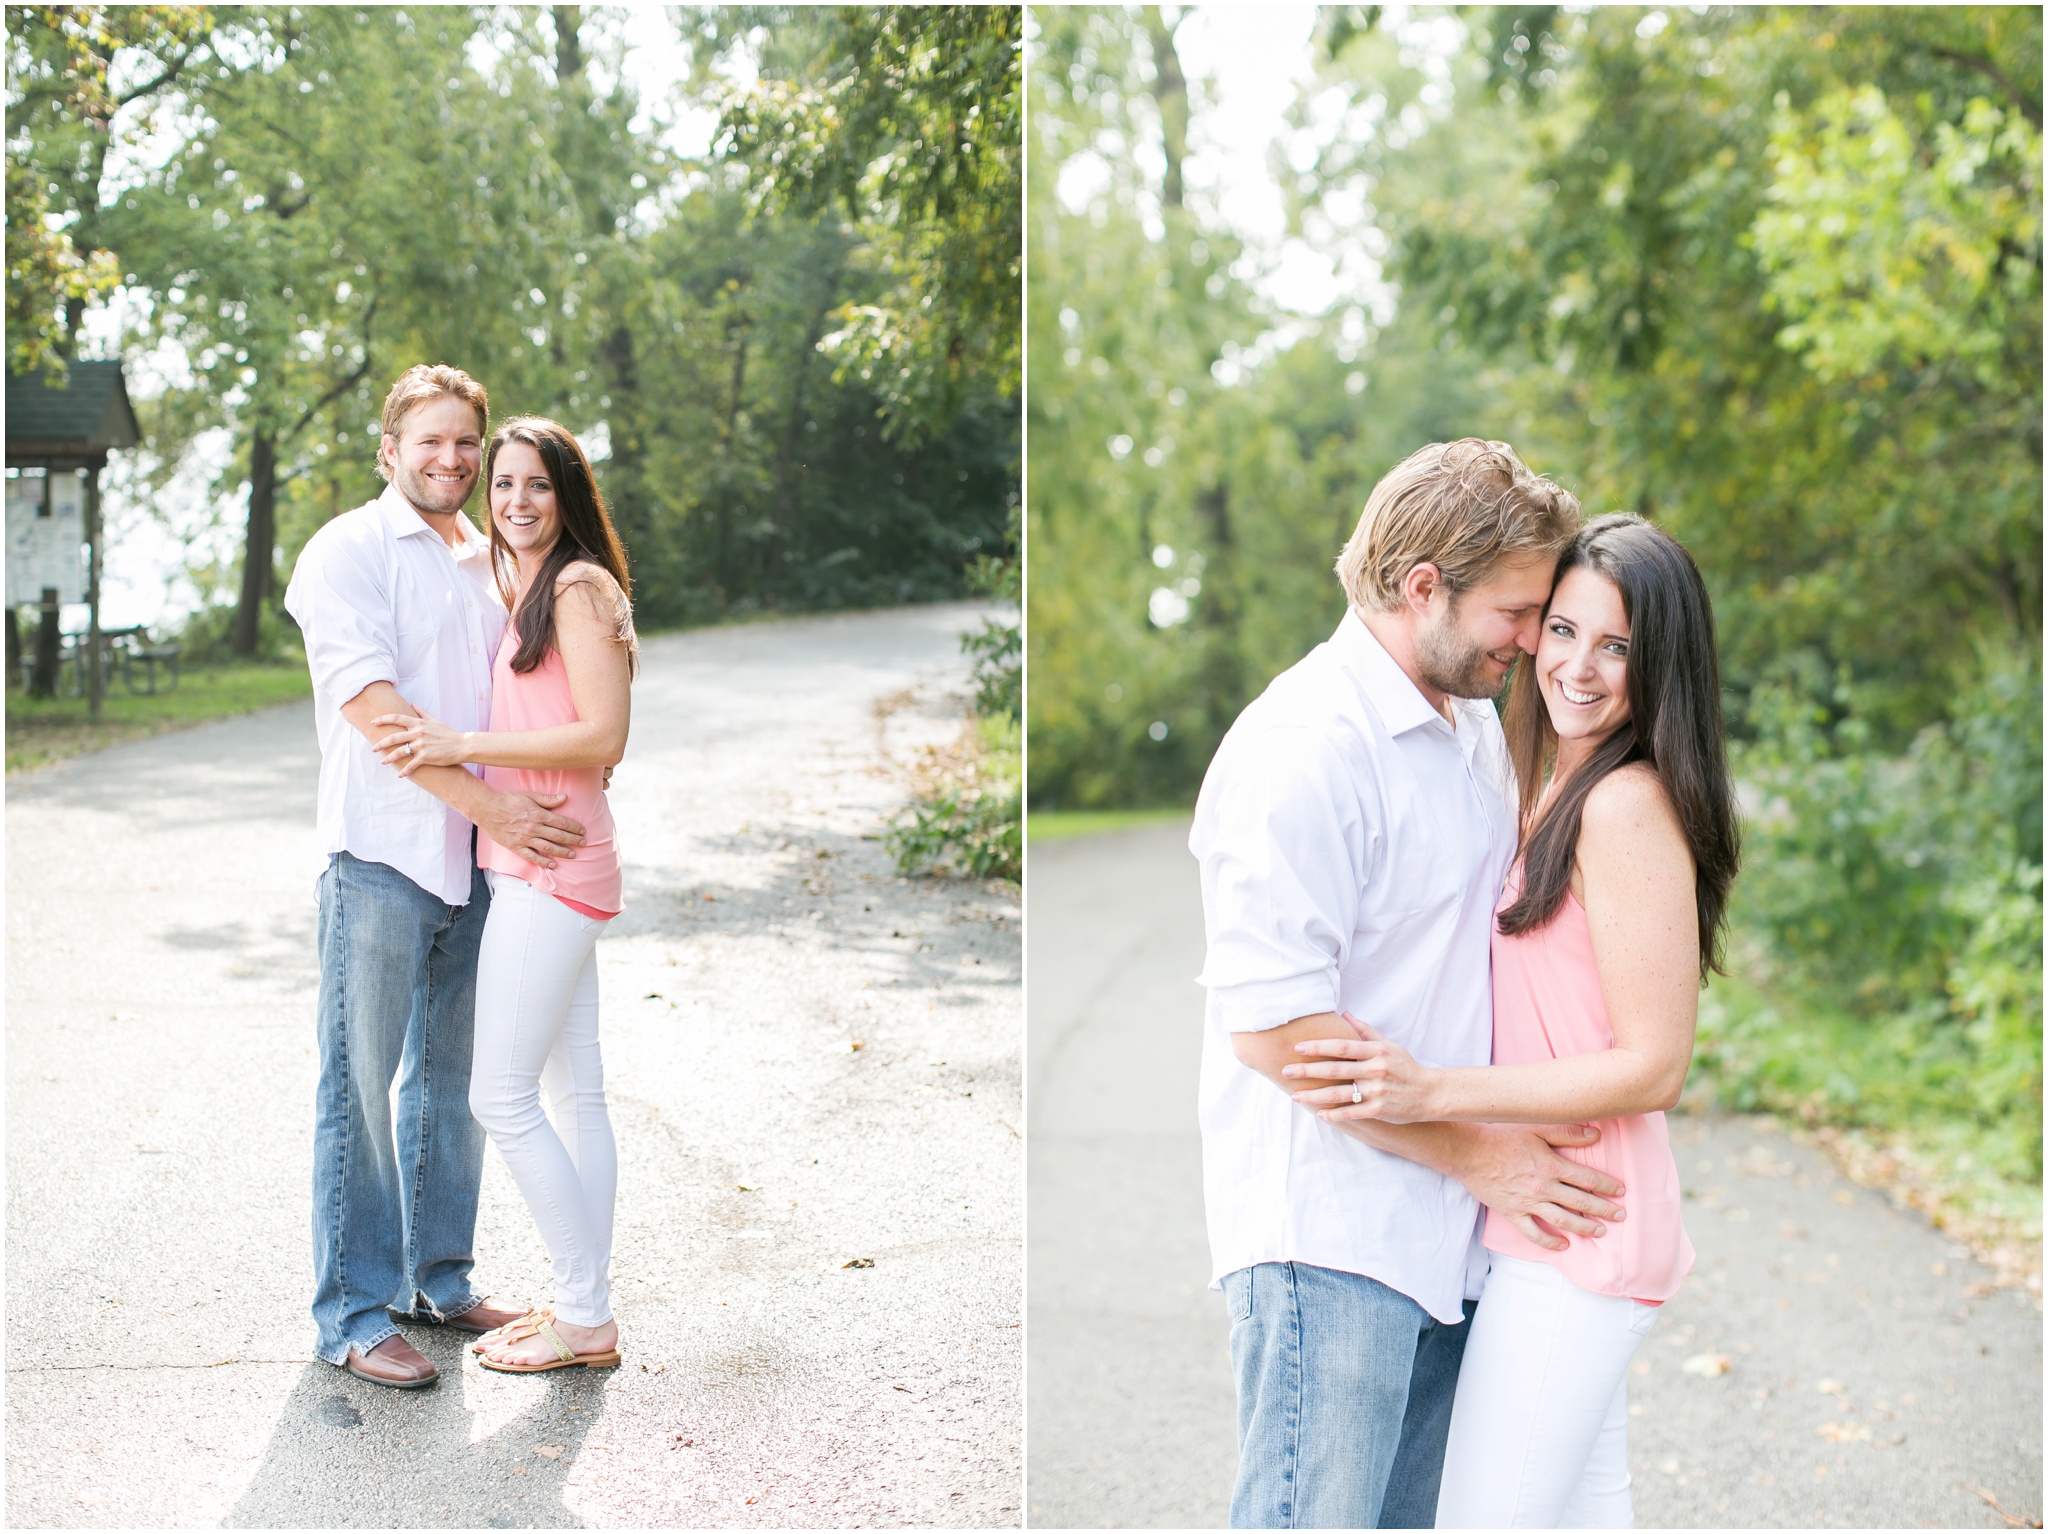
[1497,514,1740,978]
[484,416,636,677]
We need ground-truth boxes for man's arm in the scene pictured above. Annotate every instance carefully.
[339,681,586,869]
[1233,1012,1626,1252]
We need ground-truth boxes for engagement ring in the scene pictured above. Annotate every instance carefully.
[1351,1082,1363,1105]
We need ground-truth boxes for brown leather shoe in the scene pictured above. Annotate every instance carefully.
[344,1334,439,1390]
[432,1299,531,1336]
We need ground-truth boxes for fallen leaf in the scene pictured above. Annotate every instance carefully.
[1964,1484,2039,1529]
[843,1257,875,1269]
[1833,1189,1855,1206]
[736,1183,757,1192]
[1780,1222,1808,1239]
[1817,1422,1871,1444]
[1817,1379,1846,1395]
[849,1039,864,1052]
[1931,1260,1949,1276]
[1964,1282,1997,1298]
[534,1444,564,1460]
[1682,1353,1731,1377]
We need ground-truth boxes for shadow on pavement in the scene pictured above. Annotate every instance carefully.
[227,1330,606,1529]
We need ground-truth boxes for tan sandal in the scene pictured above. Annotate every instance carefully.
[475,1309,621,1373]
[468,1307,548,1354]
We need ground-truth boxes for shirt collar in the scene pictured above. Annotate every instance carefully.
[375,482,488,559]
[1333,607,1473,740]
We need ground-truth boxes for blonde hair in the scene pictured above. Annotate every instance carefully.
[375,364,490,481]
[1335,438,1581,611]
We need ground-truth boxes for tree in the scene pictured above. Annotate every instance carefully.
[706,5,1023,436]
[5,5,218,374]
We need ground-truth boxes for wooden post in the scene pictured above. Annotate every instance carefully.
[85,467,103,719]
[31,586,59,699]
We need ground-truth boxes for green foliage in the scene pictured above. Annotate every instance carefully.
[885,712,1020,881]
[8,6,1017,639]
[1026,7,1498,808]
[962,504,1020,720]
[4,3,215,374]
[709,5,1022,433]
[1709,653,2043,1175]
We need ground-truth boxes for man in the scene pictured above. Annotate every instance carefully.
[284,364,587,1389]
[1191,439,1628,1527]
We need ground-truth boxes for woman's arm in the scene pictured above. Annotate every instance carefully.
[1287,766,1700,1124]
[372,569,632,773]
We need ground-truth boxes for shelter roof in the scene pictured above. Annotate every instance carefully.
[7,361,141,466]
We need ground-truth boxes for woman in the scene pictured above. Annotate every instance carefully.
[371,416,637,1375]
[1284,513,1741,1527]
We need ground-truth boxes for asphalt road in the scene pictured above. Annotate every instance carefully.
[1025,819,2041,1530]
[6,602,1021,1529]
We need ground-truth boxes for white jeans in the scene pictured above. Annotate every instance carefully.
[1435,1254,1659,1528]
[470,870,617,1327]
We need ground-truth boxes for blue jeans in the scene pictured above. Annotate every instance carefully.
[1225,1262,1475,1529]
[310,852,491,1364]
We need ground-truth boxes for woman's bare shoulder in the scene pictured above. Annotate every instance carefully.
[555,560,623,600]
[553,561,637,656]
[1581,764,1687,858]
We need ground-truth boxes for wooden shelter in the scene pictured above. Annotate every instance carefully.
[6,361,141,714]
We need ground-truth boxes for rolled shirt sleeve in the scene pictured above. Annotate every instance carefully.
[285,532,398,709]
[1193,724,1378,1033]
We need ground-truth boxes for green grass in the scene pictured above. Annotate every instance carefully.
[6,660,311,774]
[1026,806,1192,843]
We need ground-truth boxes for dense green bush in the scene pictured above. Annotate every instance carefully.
[1698,657,2042,1179]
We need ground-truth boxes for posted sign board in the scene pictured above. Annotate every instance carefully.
[5,471,87,606]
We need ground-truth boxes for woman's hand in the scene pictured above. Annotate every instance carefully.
[1282,1014,1443,1124]
[369,708,471,776]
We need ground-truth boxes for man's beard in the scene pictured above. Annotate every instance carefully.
[393,459,475,517]
[1414,602,1506,699]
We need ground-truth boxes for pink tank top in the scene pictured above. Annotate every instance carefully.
[1484,862,1692,1303]
[477,626,622,918]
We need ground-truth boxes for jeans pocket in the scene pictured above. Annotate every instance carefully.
[1225,1266,1254,1325]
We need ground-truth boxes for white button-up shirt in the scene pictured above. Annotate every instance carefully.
[284,484,506,905]
[1190,610,1520,1323]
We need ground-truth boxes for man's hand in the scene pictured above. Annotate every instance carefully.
[1446,1122,1626,1253]
[473,790,585,869]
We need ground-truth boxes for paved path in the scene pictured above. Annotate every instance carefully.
[1025,820,2040,1530]
[7,603,1021,1529]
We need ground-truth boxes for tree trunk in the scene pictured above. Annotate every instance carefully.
[553,5,584,83]
[1196,482,1246,738]
[1145,9,1189,210]
[233,430,277,657]
[716,320,750,598]
[770,267,841,589]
